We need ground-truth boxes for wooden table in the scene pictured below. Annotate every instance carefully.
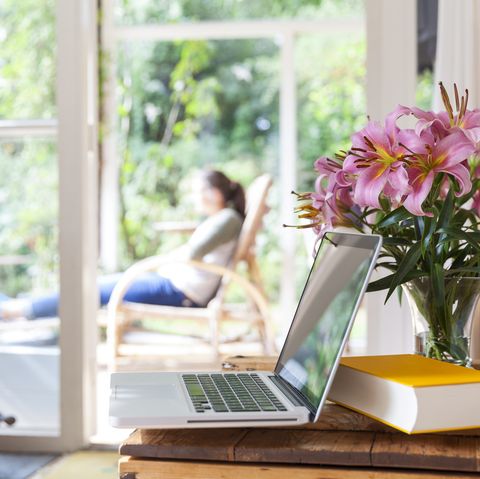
[118,356,480,478]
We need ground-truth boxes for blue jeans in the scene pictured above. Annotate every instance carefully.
[6,273,193,319]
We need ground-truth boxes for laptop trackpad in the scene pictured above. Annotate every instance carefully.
[113,382,187,420]
[116,384,180,400]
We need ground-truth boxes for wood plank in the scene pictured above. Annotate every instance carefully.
[477,437,480,471]
[306,403,397,432]
[371,433,480,472]
[120,424,480,470]
[234,429,374,466]
[222,355,276,372]
[119,428,248,462]
[119,457,480,479]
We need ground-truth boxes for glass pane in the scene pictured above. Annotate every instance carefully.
[295,28,367,353]
[0,0,56,119]
[416,69,434,110]
[416,0,437,110]
[115,38,282,301]
[114,0,364,25]
[0,138,59,436]
[296,32,366,191]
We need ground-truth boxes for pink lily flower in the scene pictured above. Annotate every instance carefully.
[404,84,480,154]
[343,106,412,209]
[403,132,475,216]
[311,156,354,228]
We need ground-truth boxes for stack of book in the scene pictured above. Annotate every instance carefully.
[328,354,480,434]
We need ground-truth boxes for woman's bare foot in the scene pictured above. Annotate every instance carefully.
[0,299,30,321]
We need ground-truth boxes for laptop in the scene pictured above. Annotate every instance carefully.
[109,231,382,429]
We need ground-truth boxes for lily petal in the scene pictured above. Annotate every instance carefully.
[442,163,472,196]
[353,164,389,208]
[396,129,430,155]
[385,105,411,143]
[432,132,475,168]
[403,169,435,216]
[388,164,411,196]
[350,121,391,155]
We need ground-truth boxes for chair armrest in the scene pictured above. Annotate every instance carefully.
[107,257,268,317]
[106,257,272,362]
[152,221,199,233]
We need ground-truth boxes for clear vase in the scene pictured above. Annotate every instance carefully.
[402,277,480,367]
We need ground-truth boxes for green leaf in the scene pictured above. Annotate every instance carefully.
[396,285,403,305]
[431,263,445,304]
[377,206,411,229]
[367,267,427,293]
[385,242,423,302]
[456,184,478,206]
[437,188,454,229]
[431,263,446,329]
[414,216,425,240]
[437,227,480,251]
[375,262,398,271]
[452,208,476,229]
[435,188,454,257]
[381,237,412,246]
[421,216,437,257]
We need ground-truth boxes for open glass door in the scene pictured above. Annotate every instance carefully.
[0,0,98,452]
[0,0,60,439]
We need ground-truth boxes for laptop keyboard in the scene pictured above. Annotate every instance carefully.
[182,373,288,413]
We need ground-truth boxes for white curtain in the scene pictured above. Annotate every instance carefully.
[434,0,480,110]
[435,1,480,364]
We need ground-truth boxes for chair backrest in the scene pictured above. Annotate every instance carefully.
[231,174,272,267]
[205,174,272,306]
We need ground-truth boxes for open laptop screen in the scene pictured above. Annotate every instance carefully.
[274,232,381,414]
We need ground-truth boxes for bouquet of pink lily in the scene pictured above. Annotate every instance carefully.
[296,83,480,366]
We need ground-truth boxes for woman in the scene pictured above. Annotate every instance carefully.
[0,170,245,320]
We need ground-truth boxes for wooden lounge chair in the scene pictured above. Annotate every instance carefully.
[106,174,276,369]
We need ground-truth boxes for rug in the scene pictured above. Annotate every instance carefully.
[0,453,57,479]
[31,451,118,479]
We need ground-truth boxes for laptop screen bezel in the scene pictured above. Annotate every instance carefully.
[273,231,382,422]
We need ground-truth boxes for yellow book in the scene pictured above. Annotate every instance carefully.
[328,354,480,434]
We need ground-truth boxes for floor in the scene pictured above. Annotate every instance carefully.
[31,451,118,479]
[0,453,57,479]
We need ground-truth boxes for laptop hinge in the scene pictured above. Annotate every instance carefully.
[268,374,316,419]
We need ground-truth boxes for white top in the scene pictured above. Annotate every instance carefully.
[164,208,243,306]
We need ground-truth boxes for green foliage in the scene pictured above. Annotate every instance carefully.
[117,0,363,24]
[0,1,57,294]
[296,34,366,191]
[115,28,367,302]
[0,0,56,118]
[416,69,434,111]
[116,38,280,265]
[0,140,58,294]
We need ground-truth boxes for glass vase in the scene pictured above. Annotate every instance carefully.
[402,277,480,367]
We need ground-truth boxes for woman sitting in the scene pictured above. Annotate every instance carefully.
[0,170,245,320]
